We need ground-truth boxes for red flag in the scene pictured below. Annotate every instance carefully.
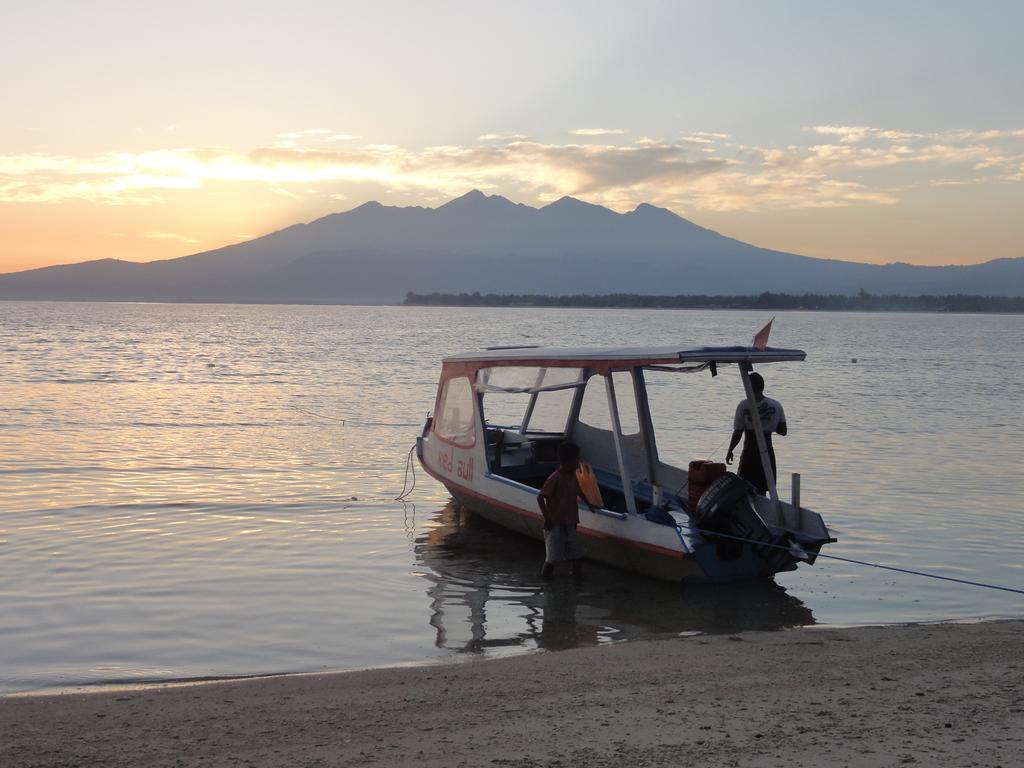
[751,317,774,351]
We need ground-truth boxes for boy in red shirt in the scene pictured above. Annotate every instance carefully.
[537,442,595,579]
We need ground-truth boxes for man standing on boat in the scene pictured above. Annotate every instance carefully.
[725,372,787,495]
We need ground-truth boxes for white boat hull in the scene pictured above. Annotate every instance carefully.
[418,431,823,584]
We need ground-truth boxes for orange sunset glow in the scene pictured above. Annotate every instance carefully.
[2,3,1022,274]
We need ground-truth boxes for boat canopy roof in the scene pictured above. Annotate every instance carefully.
[443,345,806,371]
[444,346,802,376]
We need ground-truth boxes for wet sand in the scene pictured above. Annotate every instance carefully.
[2,620,1022,768]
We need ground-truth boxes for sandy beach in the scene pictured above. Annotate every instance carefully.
[2,620,1022,768]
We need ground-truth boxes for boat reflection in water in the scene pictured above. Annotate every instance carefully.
[413,501,815,654]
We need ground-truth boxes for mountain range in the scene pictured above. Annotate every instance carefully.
[3,190,1023,303]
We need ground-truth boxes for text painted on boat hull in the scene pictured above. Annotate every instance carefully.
[437,445,475,483]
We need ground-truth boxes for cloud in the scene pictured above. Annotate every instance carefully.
[570,128,627,136]
[681,131,730,144]
[276,129,359,145]
[948,128,1024,141]
[0,151,201,204]
[1,123,1020,212]
[143,231,200,243]
[807,125,876,144]
[807,125,924,143]
[928,178,980,187]
[412,140,727,206]
[478,133,527,142]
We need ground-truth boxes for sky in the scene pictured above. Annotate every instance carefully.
[2,0,1023,273]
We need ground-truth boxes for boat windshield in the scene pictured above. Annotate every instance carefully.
[475,366,585,394]
[476,366,584,433]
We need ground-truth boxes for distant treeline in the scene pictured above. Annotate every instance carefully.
[404,290,1024,313]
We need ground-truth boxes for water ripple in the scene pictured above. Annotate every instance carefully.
[1,302,1023,694]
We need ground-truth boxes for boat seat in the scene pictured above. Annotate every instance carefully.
[486,429,567,471]
[497,462,559,487]
[486,429,534,470]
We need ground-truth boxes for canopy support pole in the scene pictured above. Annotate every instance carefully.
[565,374,588,440]
[520,369,546,434]
[604,374,638,515]
[739,364,781,513]
[632,368,660,504]
[520,392,538,434]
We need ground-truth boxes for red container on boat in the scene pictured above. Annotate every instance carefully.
[688,460,727,512]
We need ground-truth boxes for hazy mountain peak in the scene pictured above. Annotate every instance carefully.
[351,200,384,212]
[435,189,531,217]
[631,202,675,217]
[541,195,613,215]
[3,188,1023,302]
[438,189,489,208]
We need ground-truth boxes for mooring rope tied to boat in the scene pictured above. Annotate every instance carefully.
[395,443,418,502]
[674,519,1024,597]
[287,404,423,498]
[290,404,421,427]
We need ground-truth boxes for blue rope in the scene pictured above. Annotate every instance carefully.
[673,519,1024,597]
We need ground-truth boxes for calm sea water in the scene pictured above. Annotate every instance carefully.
[1,302,1023,694]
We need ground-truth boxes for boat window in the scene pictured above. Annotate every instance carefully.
[524,388,575,433]
[477,366,582,433]
[577,372,640,434]
[480,390,530,430]
[476,366,584,394]
[435,376,476,446]
[578,376,611,430]
[611,372,640,434]
[643,368,737,464]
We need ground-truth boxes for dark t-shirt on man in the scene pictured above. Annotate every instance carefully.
[540,470,582,526]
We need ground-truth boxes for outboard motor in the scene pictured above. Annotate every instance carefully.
[692,472,789,566]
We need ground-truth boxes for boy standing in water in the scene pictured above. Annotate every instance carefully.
[537,442,593,579]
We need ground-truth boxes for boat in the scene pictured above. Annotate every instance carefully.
[416,342,835,584]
